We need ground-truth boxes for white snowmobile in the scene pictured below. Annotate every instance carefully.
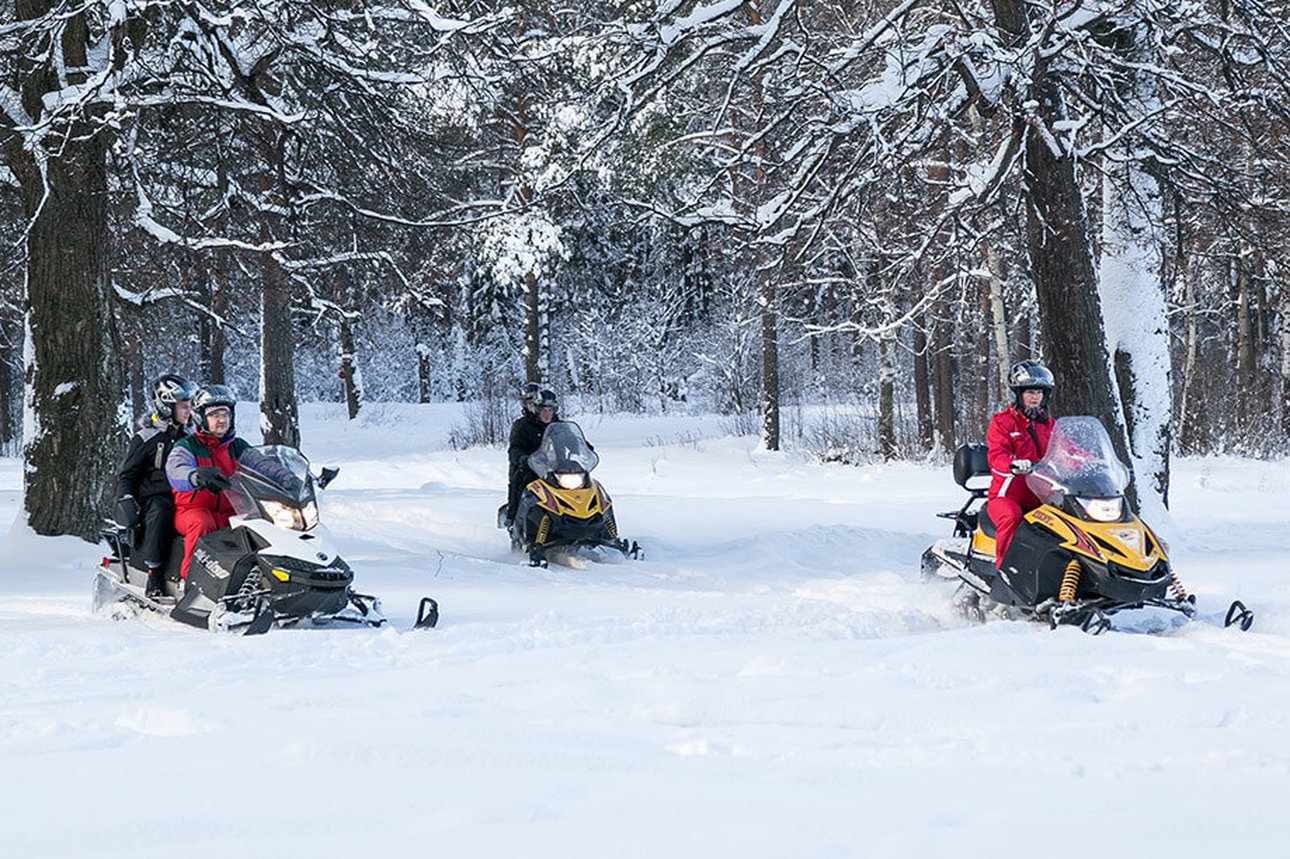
[93,445,414,635]
[921,416,1254,634]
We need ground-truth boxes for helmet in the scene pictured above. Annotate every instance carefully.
[192,384,237,435]
[152,374,197,421]
[1007,360,1053,415]
[1007,360,1054,392]
[520,381,542,414]
[533,389,558,412]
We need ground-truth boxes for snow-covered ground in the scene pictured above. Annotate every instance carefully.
[1,404,1287,858]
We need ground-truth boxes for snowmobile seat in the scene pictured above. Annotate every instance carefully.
[977,503,998,539]
[952,443,990,490]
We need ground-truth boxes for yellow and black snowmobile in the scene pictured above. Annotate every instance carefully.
[504,421,640,568]
[921,416,1254,633]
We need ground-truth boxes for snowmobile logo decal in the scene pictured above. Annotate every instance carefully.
[193,548,231,580]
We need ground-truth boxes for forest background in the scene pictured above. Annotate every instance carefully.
[1,0,1286,540]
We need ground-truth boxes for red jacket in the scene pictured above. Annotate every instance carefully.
[986,406,1053,509]
[166,431,250,517]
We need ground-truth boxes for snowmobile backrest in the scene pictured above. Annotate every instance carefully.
[952,443,990,489]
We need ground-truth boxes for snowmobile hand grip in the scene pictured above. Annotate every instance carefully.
[1009,459,1033,474]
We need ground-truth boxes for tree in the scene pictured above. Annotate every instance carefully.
[1,2,126,538]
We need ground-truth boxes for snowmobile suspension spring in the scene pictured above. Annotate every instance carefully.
[605,514,617,540]
[1169,574,1189,601]
[535,515,551,545]
[1058,559,1081,602]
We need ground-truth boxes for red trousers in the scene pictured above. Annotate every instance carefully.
[986,497,1030,569]
[175,507,231,579]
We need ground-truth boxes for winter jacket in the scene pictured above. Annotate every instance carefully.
[508,412,557,480]
[166,430,251,517]
[986,405,1053,509]
[116,414,188,503]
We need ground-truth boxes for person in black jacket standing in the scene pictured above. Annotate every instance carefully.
[115,374,196,596]
[504,385,558,527]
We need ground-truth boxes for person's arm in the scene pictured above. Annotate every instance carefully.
[508,420,528,469]
[985,415,1016,477]
[115,433,146,500]
[166,444,200,493]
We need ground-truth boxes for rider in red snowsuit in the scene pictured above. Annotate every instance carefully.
[166,385,252,580]
[985,361,1055,568]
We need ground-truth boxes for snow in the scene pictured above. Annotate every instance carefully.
[1,404,1288,857]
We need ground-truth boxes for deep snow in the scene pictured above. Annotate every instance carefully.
[1,404,1287,858]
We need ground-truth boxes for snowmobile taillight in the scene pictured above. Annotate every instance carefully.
[1077,496,1124,522]
[555,472,587,490]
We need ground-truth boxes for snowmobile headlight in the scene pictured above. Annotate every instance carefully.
[555,472,586,490]
[1078,496,1123,522]
[262,499,319,531]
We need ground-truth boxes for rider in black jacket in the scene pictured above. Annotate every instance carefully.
[504,385,558,526]
[115,374,195,595]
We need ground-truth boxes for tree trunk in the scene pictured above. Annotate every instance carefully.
[1281,288,1290,442]
[877,329,897,460]
[760,264,781,451]
[1097,16,1173,517]
[260,252,299,446]
[1174,193,1201,454]
[523,269,542,383]
[417,343,432,404]
[992,0,1132,488]
[912,313,934,450]
[0,339,18,456]
[986,246,1011,402]
[931,309,957,452]
[200,261,228,386]
[257,134,299,447]
[6,3,123,539]
[1233,250,1252,435]
[339,316,362,421]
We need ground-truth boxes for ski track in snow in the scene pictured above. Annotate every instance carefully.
[1,404,1288,857]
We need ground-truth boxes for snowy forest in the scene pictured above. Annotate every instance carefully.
[1,0,1287,540]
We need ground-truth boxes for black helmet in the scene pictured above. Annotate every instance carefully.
[192,384,237,435]
[152,374,197,421]
[533,389,558,412]
[520,381,542,414]
[1007,360,1054,415]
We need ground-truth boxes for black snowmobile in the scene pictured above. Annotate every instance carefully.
[500,421,641,568]
[921,416,1254,634]
[93,445,415,635]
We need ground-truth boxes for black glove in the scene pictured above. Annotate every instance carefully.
[115,495,142,531]
[115,495,143,548]
[191,466,231,493]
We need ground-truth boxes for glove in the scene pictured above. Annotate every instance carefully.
[191,466,231,493]
[115,495,142,531]
[1009,459,1033,475]
[115,495,143,548]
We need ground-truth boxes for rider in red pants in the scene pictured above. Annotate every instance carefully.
[985,361,1055,568]
[166,385,251,580]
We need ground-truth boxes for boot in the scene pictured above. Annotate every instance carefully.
[145,567,166,599]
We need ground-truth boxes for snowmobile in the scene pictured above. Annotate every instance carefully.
[501,421,641,568]
[93,445,404,635]
[921,416,1254,634]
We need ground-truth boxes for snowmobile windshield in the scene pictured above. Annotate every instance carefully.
[229,445,314,514]
[527,421,599,479]
[1026,416,1130,504]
